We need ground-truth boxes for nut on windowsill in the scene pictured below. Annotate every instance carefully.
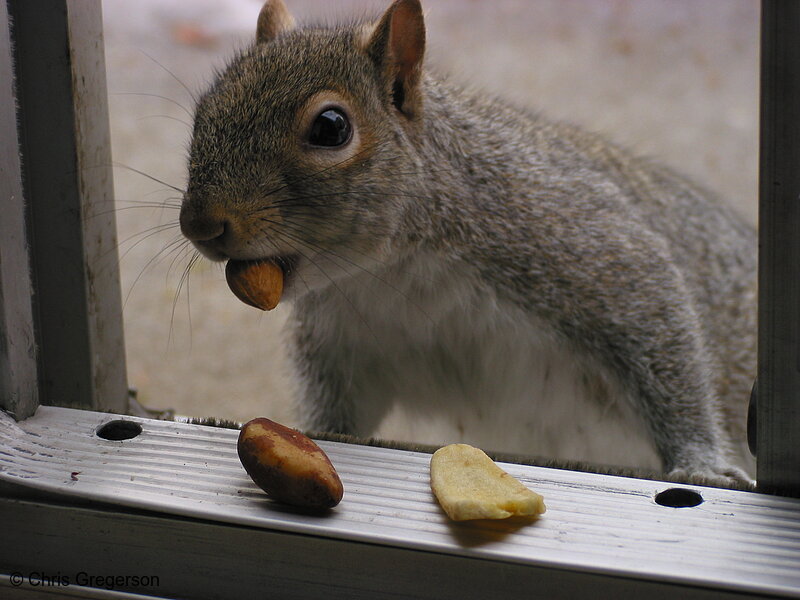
[237,417,343,510]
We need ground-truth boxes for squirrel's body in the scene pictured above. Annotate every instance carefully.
[181,1,756,482]
[295,244,663,468]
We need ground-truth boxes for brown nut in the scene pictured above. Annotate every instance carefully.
[237,417,344,509]
[225,259,283,311]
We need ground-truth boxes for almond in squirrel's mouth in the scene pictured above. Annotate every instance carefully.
[224,255,298,311]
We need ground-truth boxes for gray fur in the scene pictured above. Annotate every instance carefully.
[180,1,756,484]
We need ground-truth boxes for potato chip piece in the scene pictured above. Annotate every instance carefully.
[430,443,546,521]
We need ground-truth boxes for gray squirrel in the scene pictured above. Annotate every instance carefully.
[179,0,757,484]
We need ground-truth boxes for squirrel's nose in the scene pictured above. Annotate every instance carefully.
[179,202,228,243]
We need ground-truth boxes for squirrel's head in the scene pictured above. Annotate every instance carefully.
[180,0,427,298]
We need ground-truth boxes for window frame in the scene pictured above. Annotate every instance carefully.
[2,0,127,418]
[1,1,799,598]
[756,0,800,497]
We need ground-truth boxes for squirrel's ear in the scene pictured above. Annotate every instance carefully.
[256,0,296,44]
[366,0,426,119]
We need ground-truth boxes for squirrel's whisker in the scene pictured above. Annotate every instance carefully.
[118,222,182,260]
[136,114,193,129]
[271,231,390,358]
[111,91,194,120]
[113,162,185,194]
[90,203,181,223]
[168,250,202,350]
[122,233,189,310]
[261,218,436,325]
[138,49,199,105]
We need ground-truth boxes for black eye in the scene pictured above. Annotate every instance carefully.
[308,108,351,147]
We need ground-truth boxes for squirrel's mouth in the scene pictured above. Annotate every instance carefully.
[272,254,300,280]
[225,254,299,277]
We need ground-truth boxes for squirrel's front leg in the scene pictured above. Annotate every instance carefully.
[573,298,751,486]
[580,300,752,486]
[464,217,753,486]
[609,310,753,486]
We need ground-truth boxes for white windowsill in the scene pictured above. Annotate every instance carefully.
[1,406,799,599]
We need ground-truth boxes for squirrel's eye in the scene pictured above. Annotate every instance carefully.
[308,108,351,147]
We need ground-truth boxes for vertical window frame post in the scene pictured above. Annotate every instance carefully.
[757,0,800,497]
[4,0,128,415]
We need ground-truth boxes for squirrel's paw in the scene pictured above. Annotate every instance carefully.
[667,464,755,490]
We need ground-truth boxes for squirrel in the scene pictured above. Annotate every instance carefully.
[179,0,757,484]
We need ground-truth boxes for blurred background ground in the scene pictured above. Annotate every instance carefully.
[102,0,759,426]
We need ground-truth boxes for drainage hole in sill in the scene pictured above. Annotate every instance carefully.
[96,420,142,441]
[654,487,704,508]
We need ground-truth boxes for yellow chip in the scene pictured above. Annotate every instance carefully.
[430,443,546,521]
